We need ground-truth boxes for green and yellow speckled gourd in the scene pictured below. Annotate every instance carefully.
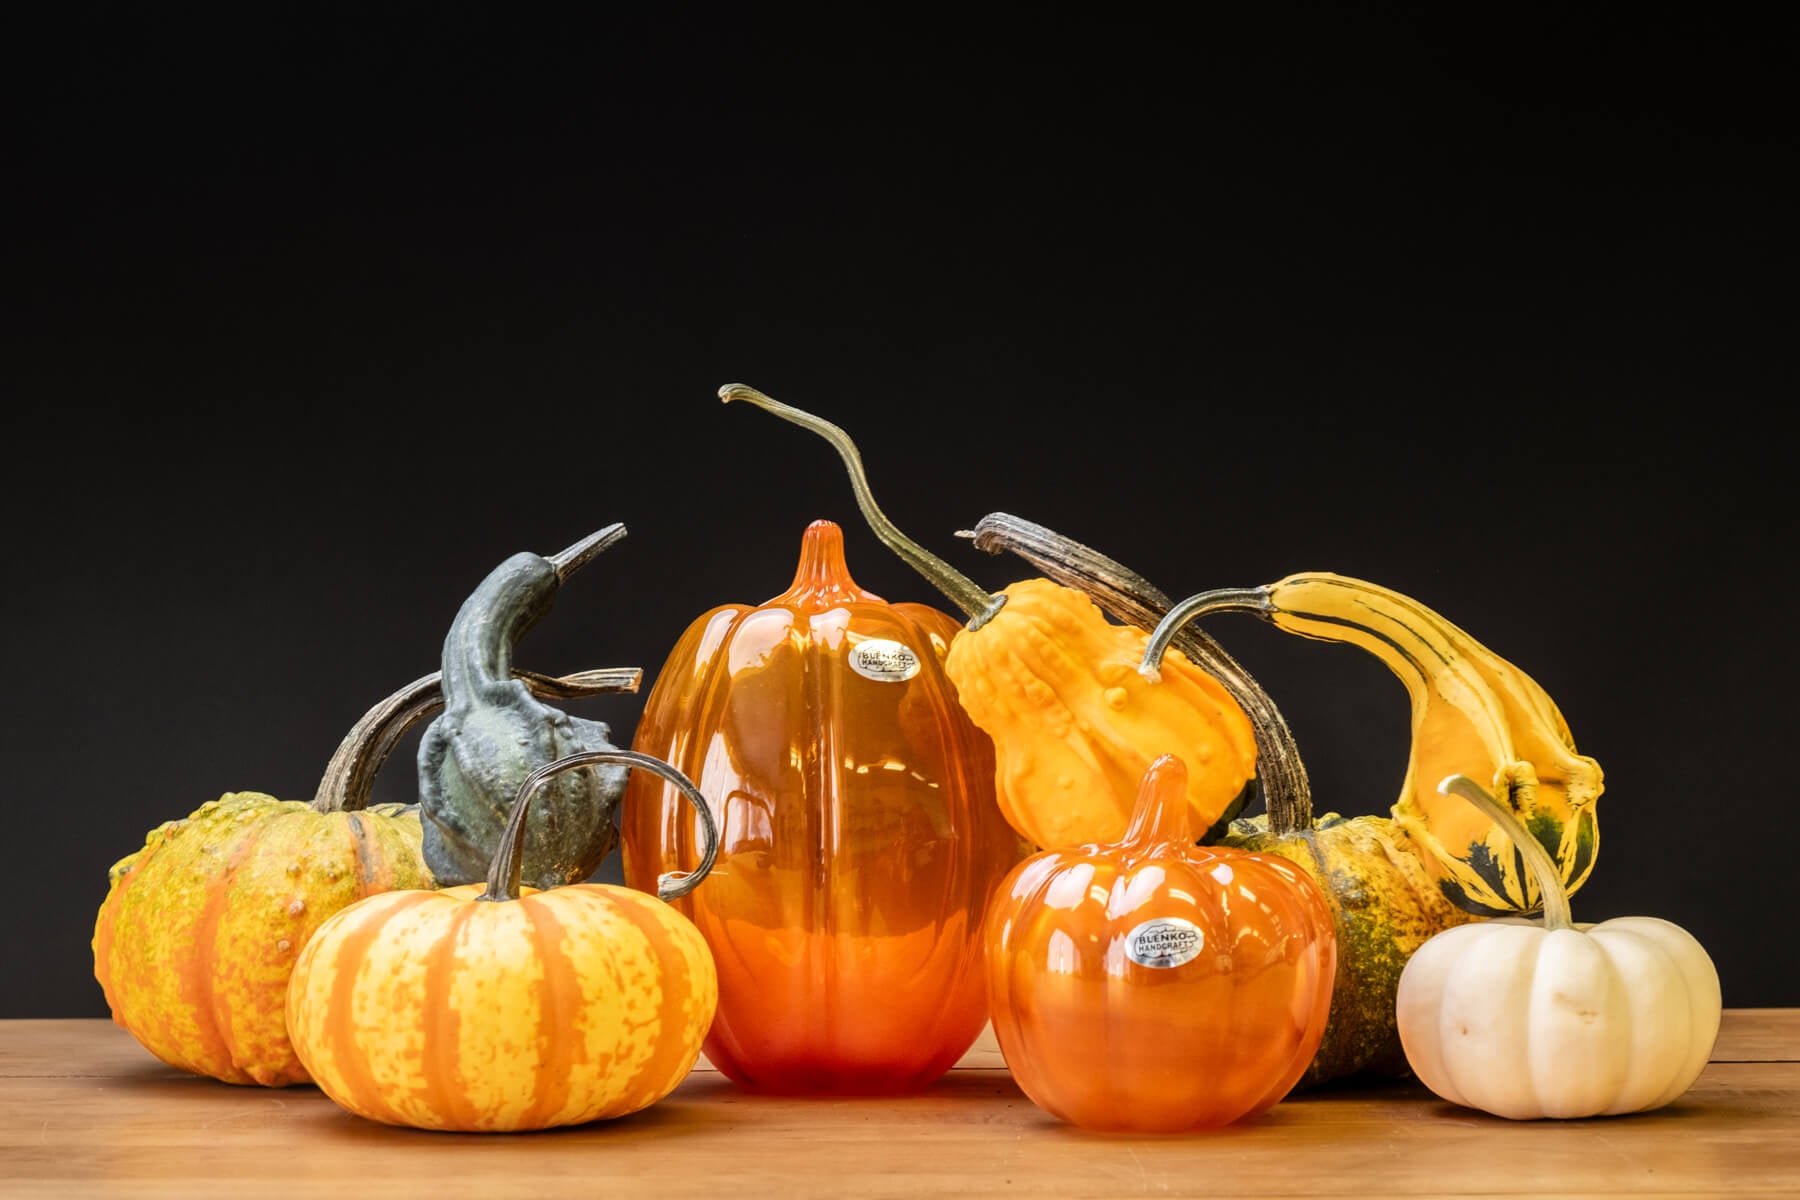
[1214,784,1481,1084]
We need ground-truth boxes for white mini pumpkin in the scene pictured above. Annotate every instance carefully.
[1396,776,1721,1120]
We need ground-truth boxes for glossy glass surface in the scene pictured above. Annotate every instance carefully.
[622,521,1025,1094]
[985,755,1337,1132]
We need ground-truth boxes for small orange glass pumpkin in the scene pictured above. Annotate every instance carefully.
[622,519,1026,1094]
[985,754,1337,1132]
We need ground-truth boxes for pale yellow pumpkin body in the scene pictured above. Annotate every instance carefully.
[1396,916,1720,1119]
[947,578,1258,849]
[91,792,431,1087]
[286,881,717,1131]
[1392,775,1720,1121]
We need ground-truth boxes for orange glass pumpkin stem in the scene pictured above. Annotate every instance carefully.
[486,749,719,904]
[984,752,1337,1132]
[780,518,882,605]
[1120,755,1195,852]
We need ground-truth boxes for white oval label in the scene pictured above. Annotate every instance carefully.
[848,638,921,682]
[1125,918,1204,969]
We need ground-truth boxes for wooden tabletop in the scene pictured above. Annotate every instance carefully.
[3,1011,1797,1198]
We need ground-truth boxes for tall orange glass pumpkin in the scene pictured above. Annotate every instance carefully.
[622,520,1025,1093]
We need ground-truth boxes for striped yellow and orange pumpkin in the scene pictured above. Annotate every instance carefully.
[286,749,721,1132]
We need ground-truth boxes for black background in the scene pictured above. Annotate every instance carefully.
[6,7,1794,1018]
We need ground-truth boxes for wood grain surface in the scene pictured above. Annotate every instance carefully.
[2,1012,1796,1198]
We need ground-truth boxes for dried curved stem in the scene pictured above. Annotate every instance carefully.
[1140,588,1273,681]
[310,667,642,814]
[721,383,1006,630]
[547,523,628,580]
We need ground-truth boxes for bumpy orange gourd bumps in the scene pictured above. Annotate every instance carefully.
[947,577,1257,849]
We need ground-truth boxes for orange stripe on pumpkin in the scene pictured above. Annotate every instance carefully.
[516,895,583,1130]
[321,892,418,1126]
[422,899,479,1131]
[185,822,268,1084]
[607,889,696,1113]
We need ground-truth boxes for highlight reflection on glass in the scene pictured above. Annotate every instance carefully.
[985,754,1337,1132]
[623,521,1024,1094]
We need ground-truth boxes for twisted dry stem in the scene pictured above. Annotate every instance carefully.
[311,667,642,814]
[720,383,1006,630]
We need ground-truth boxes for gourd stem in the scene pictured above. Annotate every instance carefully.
[1437,775,1573,930]
[310,668,642,814]
[961,513,1315,837]
[720,383,1005,630]
[483,749,721,905]
[547,523,628,580]
[440,525,628,714]
[1140,587,1274,681]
